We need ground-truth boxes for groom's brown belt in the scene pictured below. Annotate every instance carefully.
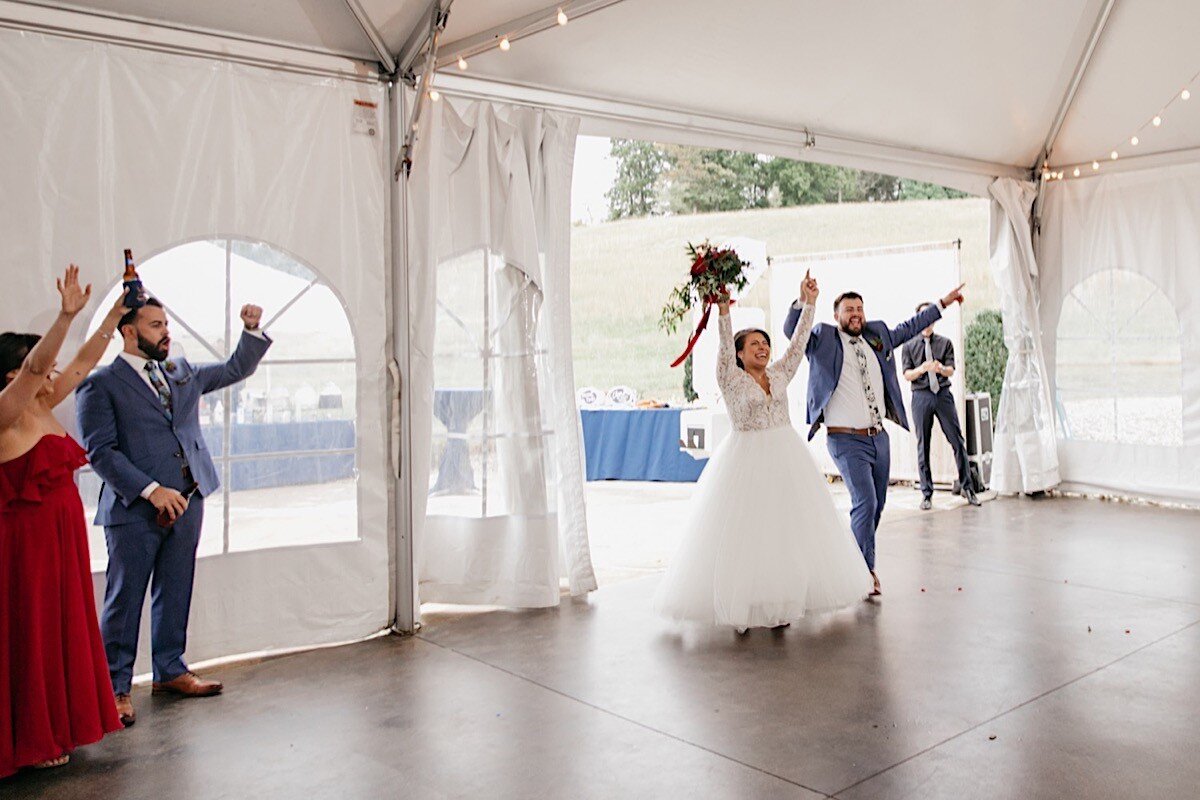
[826,426,884,436]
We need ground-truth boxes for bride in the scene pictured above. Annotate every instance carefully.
[654,271,871,631]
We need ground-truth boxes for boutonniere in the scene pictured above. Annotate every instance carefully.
[163,360,191,384]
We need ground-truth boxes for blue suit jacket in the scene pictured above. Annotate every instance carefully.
[783,302,943,440]
[76,331,271,526]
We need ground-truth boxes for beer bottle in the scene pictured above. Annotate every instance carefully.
[122,248,145,308]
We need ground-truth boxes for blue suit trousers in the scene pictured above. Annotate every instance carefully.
[826,431,890,571]
[101,495,204,693]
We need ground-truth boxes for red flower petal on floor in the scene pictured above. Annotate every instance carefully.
[920,588,926,593]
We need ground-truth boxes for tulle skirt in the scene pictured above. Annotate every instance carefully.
[654,424,871,628]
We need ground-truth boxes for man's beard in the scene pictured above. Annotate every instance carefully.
[839,320,864,336]
[137,334,169,362]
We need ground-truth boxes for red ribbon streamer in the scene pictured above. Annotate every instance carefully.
[669,297,733,368]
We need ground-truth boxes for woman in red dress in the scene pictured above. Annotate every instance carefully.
[1,266,126,776]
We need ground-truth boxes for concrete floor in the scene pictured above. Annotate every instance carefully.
[7,495,1200,799]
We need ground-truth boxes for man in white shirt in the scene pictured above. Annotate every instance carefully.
[76,296,271,726]
[783,284,966,595]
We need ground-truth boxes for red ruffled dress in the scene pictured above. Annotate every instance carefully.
[1,434,121,778]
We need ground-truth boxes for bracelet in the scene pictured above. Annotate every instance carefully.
[99,331,113,340]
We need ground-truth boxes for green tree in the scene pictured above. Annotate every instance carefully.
[898,179,969,201]
[964,309,1008,418]
[606,139,668,220]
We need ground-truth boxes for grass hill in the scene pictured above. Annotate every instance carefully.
[570,197,994,401]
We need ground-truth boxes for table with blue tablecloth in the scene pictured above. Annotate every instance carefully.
[580,408,707,482]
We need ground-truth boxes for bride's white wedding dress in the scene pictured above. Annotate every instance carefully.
[653,302,871,628]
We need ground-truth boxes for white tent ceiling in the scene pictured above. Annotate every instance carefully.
[7,0,1200,184]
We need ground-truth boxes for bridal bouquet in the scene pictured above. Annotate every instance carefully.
[660,241,751,367]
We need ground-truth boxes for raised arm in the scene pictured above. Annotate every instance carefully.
[193,305,271,394]
[48,289,128,408]
[715,300,738,394]
[889,284,966,348]
[772,269,819,384]
[0,265,89,429]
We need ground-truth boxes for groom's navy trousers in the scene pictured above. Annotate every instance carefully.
[826,431,890,571]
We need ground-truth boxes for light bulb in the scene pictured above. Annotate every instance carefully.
[1092,161,1100,170]
[429,90,440,101]
[457,56,468,70]
[1110,150,1119,160]
[499,36,511,51]
[1153,115,1162,126]
[1073,167,1081,177]
[1183,89,1192,101]
[557,8,568,25]
[1130,136,1139,146]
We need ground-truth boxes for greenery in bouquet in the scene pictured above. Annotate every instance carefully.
[659,241,751,335]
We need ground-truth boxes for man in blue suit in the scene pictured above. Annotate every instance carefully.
[784,283,965,596]
[77,297,271,725]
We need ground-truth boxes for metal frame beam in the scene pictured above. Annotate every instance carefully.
[341,0,396,75]
[434,73,1028,195]
[1035,0,1118,170]
[432,0,631,71]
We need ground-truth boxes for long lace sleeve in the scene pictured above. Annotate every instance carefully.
[771,302,815,386]
[716,311,738,394]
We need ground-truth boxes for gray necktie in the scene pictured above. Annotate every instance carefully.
[924,337,939,394]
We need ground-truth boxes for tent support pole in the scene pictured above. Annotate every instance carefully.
[1034,0,1117,171]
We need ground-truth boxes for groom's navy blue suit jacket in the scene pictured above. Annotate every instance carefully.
[76,331,271,526]
[783,302,943,440]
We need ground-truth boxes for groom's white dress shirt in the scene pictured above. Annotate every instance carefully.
[823,329,886,430]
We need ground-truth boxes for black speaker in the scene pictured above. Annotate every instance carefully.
[964,393,993,490]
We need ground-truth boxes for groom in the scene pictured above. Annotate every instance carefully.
[784,283,965,595]
[77,296,271,726]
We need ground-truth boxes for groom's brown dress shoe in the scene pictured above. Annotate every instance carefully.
[152,672,223,697]
[114,693,136,726]
[869,571,882,596]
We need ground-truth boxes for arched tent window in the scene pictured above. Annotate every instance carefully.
[81,239,358,569]
[1055,269,1182,447]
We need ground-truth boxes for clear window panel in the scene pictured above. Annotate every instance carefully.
[226,454,357,553]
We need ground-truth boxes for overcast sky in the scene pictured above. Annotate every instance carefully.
[571,135,615,225]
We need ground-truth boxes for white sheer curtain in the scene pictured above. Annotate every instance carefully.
[987,178,1061,493]
[1038,163,1200,503]
[407,99,595,609]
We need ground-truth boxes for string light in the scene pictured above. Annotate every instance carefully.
[1073,167,1081,177]
[1152,115,1162,127]
[1130,136,1139,146]
[457,56,468,70]
[499,36,511,50]
[1183,89,1191,100]
[557,8,569,25]
[1092,161,1100,170]
[429,90,440,101]
[1110,150,1119,160]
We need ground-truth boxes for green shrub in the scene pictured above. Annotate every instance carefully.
[964,309,1007,415]
[682,353,699,403]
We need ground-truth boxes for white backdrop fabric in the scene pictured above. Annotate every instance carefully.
[408,98,595,609]
[0,30,391,663]
[1039,163,1200,503]
[988,178,1062,494]
[769,243,965,486]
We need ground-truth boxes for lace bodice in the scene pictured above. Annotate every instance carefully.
[717,303,815,432]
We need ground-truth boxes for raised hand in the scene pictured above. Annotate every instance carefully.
[240,304,263,330]
[56,264,92,316]
[940,283,966,308]
[799,269,819,304]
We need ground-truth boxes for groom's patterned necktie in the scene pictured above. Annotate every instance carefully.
[924,337,940,394]
[144,361,173,421]
[848,337,883,429]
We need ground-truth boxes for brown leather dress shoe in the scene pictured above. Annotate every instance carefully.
[152,672,224,697]
[115,693,136,726]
